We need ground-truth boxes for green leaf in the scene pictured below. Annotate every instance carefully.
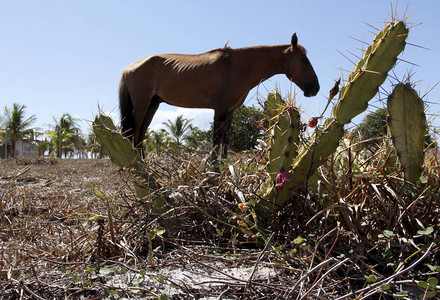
[426,264,440,272]
[147,230,157,240]
[159,294,169,300]
[99,267,111,276]
[156,227,166,236]
[293,236,304,244]
[381,283,391,291]
[419,175,428,184]
[94,189,104,199]
[140,269,147,276]
[366,274,378,283]
[155,274,165,284]
[301,244,311,251]
[382,230,394,238]
[427,290,437,298]
[417,280,428,289]
[427,277,438,288]
[417,227,434,236]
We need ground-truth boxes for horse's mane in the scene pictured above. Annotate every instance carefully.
[163,48,230,73]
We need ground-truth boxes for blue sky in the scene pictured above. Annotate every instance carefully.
[1,1,439,135]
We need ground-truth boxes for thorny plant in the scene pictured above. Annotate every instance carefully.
[1,118,439,299]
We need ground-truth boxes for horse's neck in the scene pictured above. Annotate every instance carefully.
[232,45,290,88]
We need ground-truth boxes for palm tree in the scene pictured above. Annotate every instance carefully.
[184,127,211,150]
[0,114,4,144]
[4,103,37,157]
[162,115,193,147]
[150,129,170,156]
[86,130,103,159]
[47,114,82,158]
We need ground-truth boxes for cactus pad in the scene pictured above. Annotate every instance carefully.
[266,96,301,182]
[387,83,426,183]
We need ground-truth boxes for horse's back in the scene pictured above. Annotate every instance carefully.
[123,48,229,75]
[122,55,164,77]
[122,50,233,109]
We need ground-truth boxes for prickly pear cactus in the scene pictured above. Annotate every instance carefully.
[257,21,410,218]
[93,115,143,171]
[93,115,174,222]
[258,118,344,215]
[387,83,426,183]
[265,92,285,128]
[333,21,408,124]
[289,119,344,186]
[294,20,409,191]
[265,93,301,182]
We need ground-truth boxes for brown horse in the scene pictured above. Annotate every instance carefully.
[119,33,319,168]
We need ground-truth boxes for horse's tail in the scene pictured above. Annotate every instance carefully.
[119,74,134,139]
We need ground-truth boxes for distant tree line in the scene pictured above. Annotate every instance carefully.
[1,102,436,159]
[0,103,265,158]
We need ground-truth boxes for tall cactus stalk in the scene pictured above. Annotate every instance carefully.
[333,21,409,124]
[265,93,301,182]
[258,21,409,217]
[387,83,426,183]
[259,93,301,214]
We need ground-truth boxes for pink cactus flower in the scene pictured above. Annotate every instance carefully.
[275,169,291,191]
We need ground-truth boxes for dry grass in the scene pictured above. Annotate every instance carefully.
[0,139,439,299]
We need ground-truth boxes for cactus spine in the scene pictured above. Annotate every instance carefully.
[387,83,426,183]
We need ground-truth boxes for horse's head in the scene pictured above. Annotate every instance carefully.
[285,33,320,97]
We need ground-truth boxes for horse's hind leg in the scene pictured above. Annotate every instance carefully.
[210,110,233,172]
[131,90,155,152]
[137,96,161,152]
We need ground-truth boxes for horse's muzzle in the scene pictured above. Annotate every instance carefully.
[303,82,320,97]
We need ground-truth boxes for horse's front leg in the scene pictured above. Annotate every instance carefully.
[210,119,223,173]
[221,112,234,159]
[210,111,233,173]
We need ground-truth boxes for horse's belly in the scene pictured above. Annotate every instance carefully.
[156,76,220,109]
[160,92,214,109]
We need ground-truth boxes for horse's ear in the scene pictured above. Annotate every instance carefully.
[291,33,298,48]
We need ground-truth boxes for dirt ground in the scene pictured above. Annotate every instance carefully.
[0,158,125,235]
[0,158,287,299]
[1,157,438,299]
[0,159,132,299]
